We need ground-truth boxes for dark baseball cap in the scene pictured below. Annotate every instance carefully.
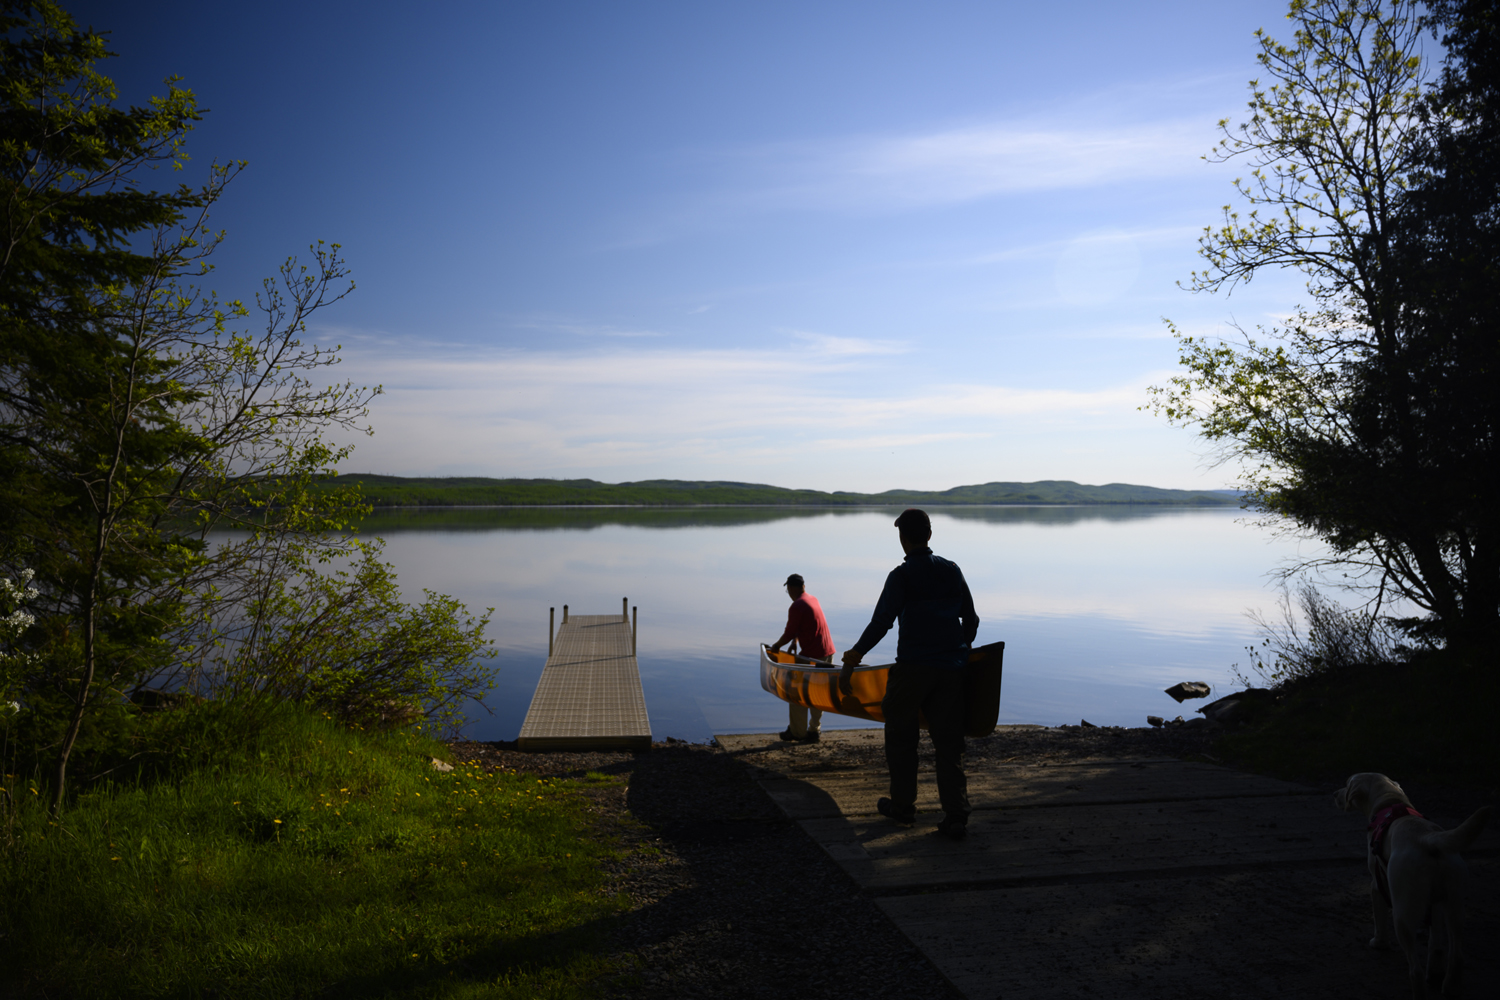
[893,508,931,535]
[784,573,804,588]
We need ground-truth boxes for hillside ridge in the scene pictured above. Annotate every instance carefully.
[322,475,1241,508]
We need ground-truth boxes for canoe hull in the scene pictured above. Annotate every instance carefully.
[759,641,1004,738]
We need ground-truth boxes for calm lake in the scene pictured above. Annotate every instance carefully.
[348,505,1323,742]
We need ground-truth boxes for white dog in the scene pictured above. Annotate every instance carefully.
[1335,772,1492,998]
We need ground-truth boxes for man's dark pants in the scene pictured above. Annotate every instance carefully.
[881,661,969,819]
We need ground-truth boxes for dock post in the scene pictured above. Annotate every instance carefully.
[563,604,568,624]
[632,605,637,655]
[622,596,628,622]
[549,607,555,656]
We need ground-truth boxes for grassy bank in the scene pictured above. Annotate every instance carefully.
[0,703,629,999]
[320,474,1240,508]
[1214,650,1499,793]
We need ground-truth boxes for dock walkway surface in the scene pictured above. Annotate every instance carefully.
[716,728,1499,1000]
[517,612,650,751]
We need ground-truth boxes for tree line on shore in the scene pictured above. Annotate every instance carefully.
[315,474,1241,508]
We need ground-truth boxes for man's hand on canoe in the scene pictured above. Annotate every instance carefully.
[838,649,862,696]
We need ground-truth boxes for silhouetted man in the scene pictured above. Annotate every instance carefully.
[840,509,977,839]
[768,573,837,742]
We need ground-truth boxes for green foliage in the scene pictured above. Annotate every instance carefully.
[1,0,216,807]
[206,540,497,735]
[1150,0,1429,499]
[0,2,418,809]
[1359,0,1500,646]
[1186,0,1426,312]
[1239,581,1406,684]
[0,0,202,316]
[320,474,1238,508]
[1148,0,1500,649]
[0,702,628,999]
[1216,648,1498,789]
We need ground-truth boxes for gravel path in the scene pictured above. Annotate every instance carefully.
[442,725,1222,999]
[446,736,954,999]
[444,724,1495,998]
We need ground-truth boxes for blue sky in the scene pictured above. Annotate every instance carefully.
[81,0,1317,492]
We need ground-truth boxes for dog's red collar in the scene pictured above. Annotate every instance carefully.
[1367,802,1424,907]
[1368,802,1424,855]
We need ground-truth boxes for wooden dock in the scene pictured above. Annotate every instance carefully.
[516,602,651,751]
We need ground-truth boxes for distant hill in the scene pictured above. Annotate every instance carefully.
[319,475,1241,508]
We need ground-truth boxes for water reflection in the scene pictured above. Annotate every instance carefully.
[357,503,1236,534]
[341,504,1310,743]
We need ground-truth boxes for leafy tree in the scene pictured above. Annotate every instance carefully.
[1,2,495,811]
[1,0,214,808]
[1358,0,1500,647]
[1149,0,1500,650]
[1183,0,1426,330]
[0,1,202,315]
[204,540,496,733]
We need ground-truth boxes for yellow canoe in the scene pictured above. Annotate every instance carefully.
[759,640,1005,738]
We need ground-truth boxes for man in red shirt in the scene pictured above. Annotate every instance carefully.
[767,573,837,743]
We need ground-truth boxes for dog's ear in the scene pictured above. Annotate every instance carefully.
[1336,774,1368,812]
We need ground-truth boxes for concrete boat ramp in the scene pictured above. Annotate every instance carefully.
[716,728,1499,999]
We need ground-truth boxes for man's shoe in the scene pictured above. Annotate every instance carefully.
[877,797,915,828]
[800,730,821,744]
[936,815,968,841]
[778,728,798,742]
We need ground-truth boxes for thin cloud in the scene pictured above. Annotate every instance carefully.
[808,431,990,450]
[965,225,1203,266]
[718,119,1215,214]
[515,319,667,339]
[847,121,1212,202]
[597,113,1223,251]
[330,340,1162,478]
[788,330,909,356]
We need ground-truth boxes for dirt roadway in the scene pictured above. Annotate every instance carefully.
[449,725,1498,999]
